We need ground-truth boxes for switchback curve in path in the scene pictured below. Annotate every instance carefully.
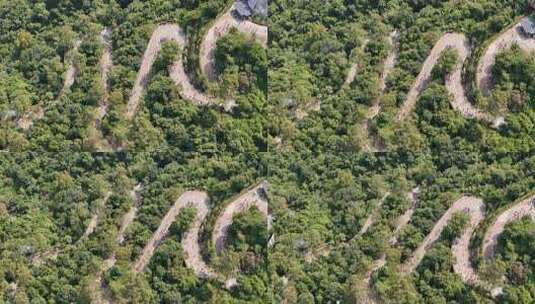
[122,181,269,293]
[132,190,216,279]
[388,194,534,289]
[200,5,268,83]
[400,196,485,283]
[212,181,269,255]
[17,8,267,145]
[482,195,535,259]
[476,18,535,96]
[395,34,502,127]
[293,189,534,303]
[361,195,486,304]
[345,23,535,134]
[16,39,81,130]
[125,24,212,120]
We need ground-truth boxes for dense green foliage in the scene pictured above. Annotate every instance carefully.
[1,0,534,303]
[431,48,459,82]
[491,46,535,113]
[215,30,267,95]
[494,218,535,303]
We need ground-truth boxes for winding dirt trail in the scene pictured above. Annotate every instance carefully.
[378,32,399,94]
[477,19,535,96]
[356,192,390,237]
[98,28,113,120]
[16,39,80,130]
[390,187,420,245]
[303,191,397,264]
[121,181,269,292]
[341,39,369,89]
[116,183,143,244]
[91,28,114,151]
[125,24,212,119]
[362,31,398,152]
[395,19,535,128]
[400,196,485,282]
[61,40,81,95]
[18,8,267,137]
[396,34,498,125]
[294,189,534,303]
[393,193,534,293]
[344,19,535,138]
[121,10,268,120]
[200,5,268,82]
[30,192,113,266]
[132,190,216,278]
[93,184,143,304]
[212,181,269,255]
[360,188,418,303]
[81,191,112,241]
[482,194,535,259]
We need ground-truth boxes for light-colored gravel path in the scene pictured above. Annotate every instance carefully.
[308,191,534,303]
[92,27,114,151]
[360,256,386,304]
[357,192,390,237]
[359,21,535,131]
[482,194,535,259]
[360,188,419,304]
[116,184,143,244]
[16,39,80,130]
[98,28,113,121]
[281,189,535,303]
[390,187,420,245]
[128,181,271,289]
[30,249,60,267]
[401,196,485,283]
[125,24,212,119]
[378,31,399,93]
[396,34,496,125]
[61,39,81,95]
[200,5,268,82]
[127,18,268,118]
[213,181,269,254]
[18,9,267,131]
[477,19,535,96]
[93,184,142,304]
[132,190,216,279]
[81,191,112,241]
[31,192,113,266]
[17,107,44,130]
[362,31,398,152]
[341,39,369,89]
